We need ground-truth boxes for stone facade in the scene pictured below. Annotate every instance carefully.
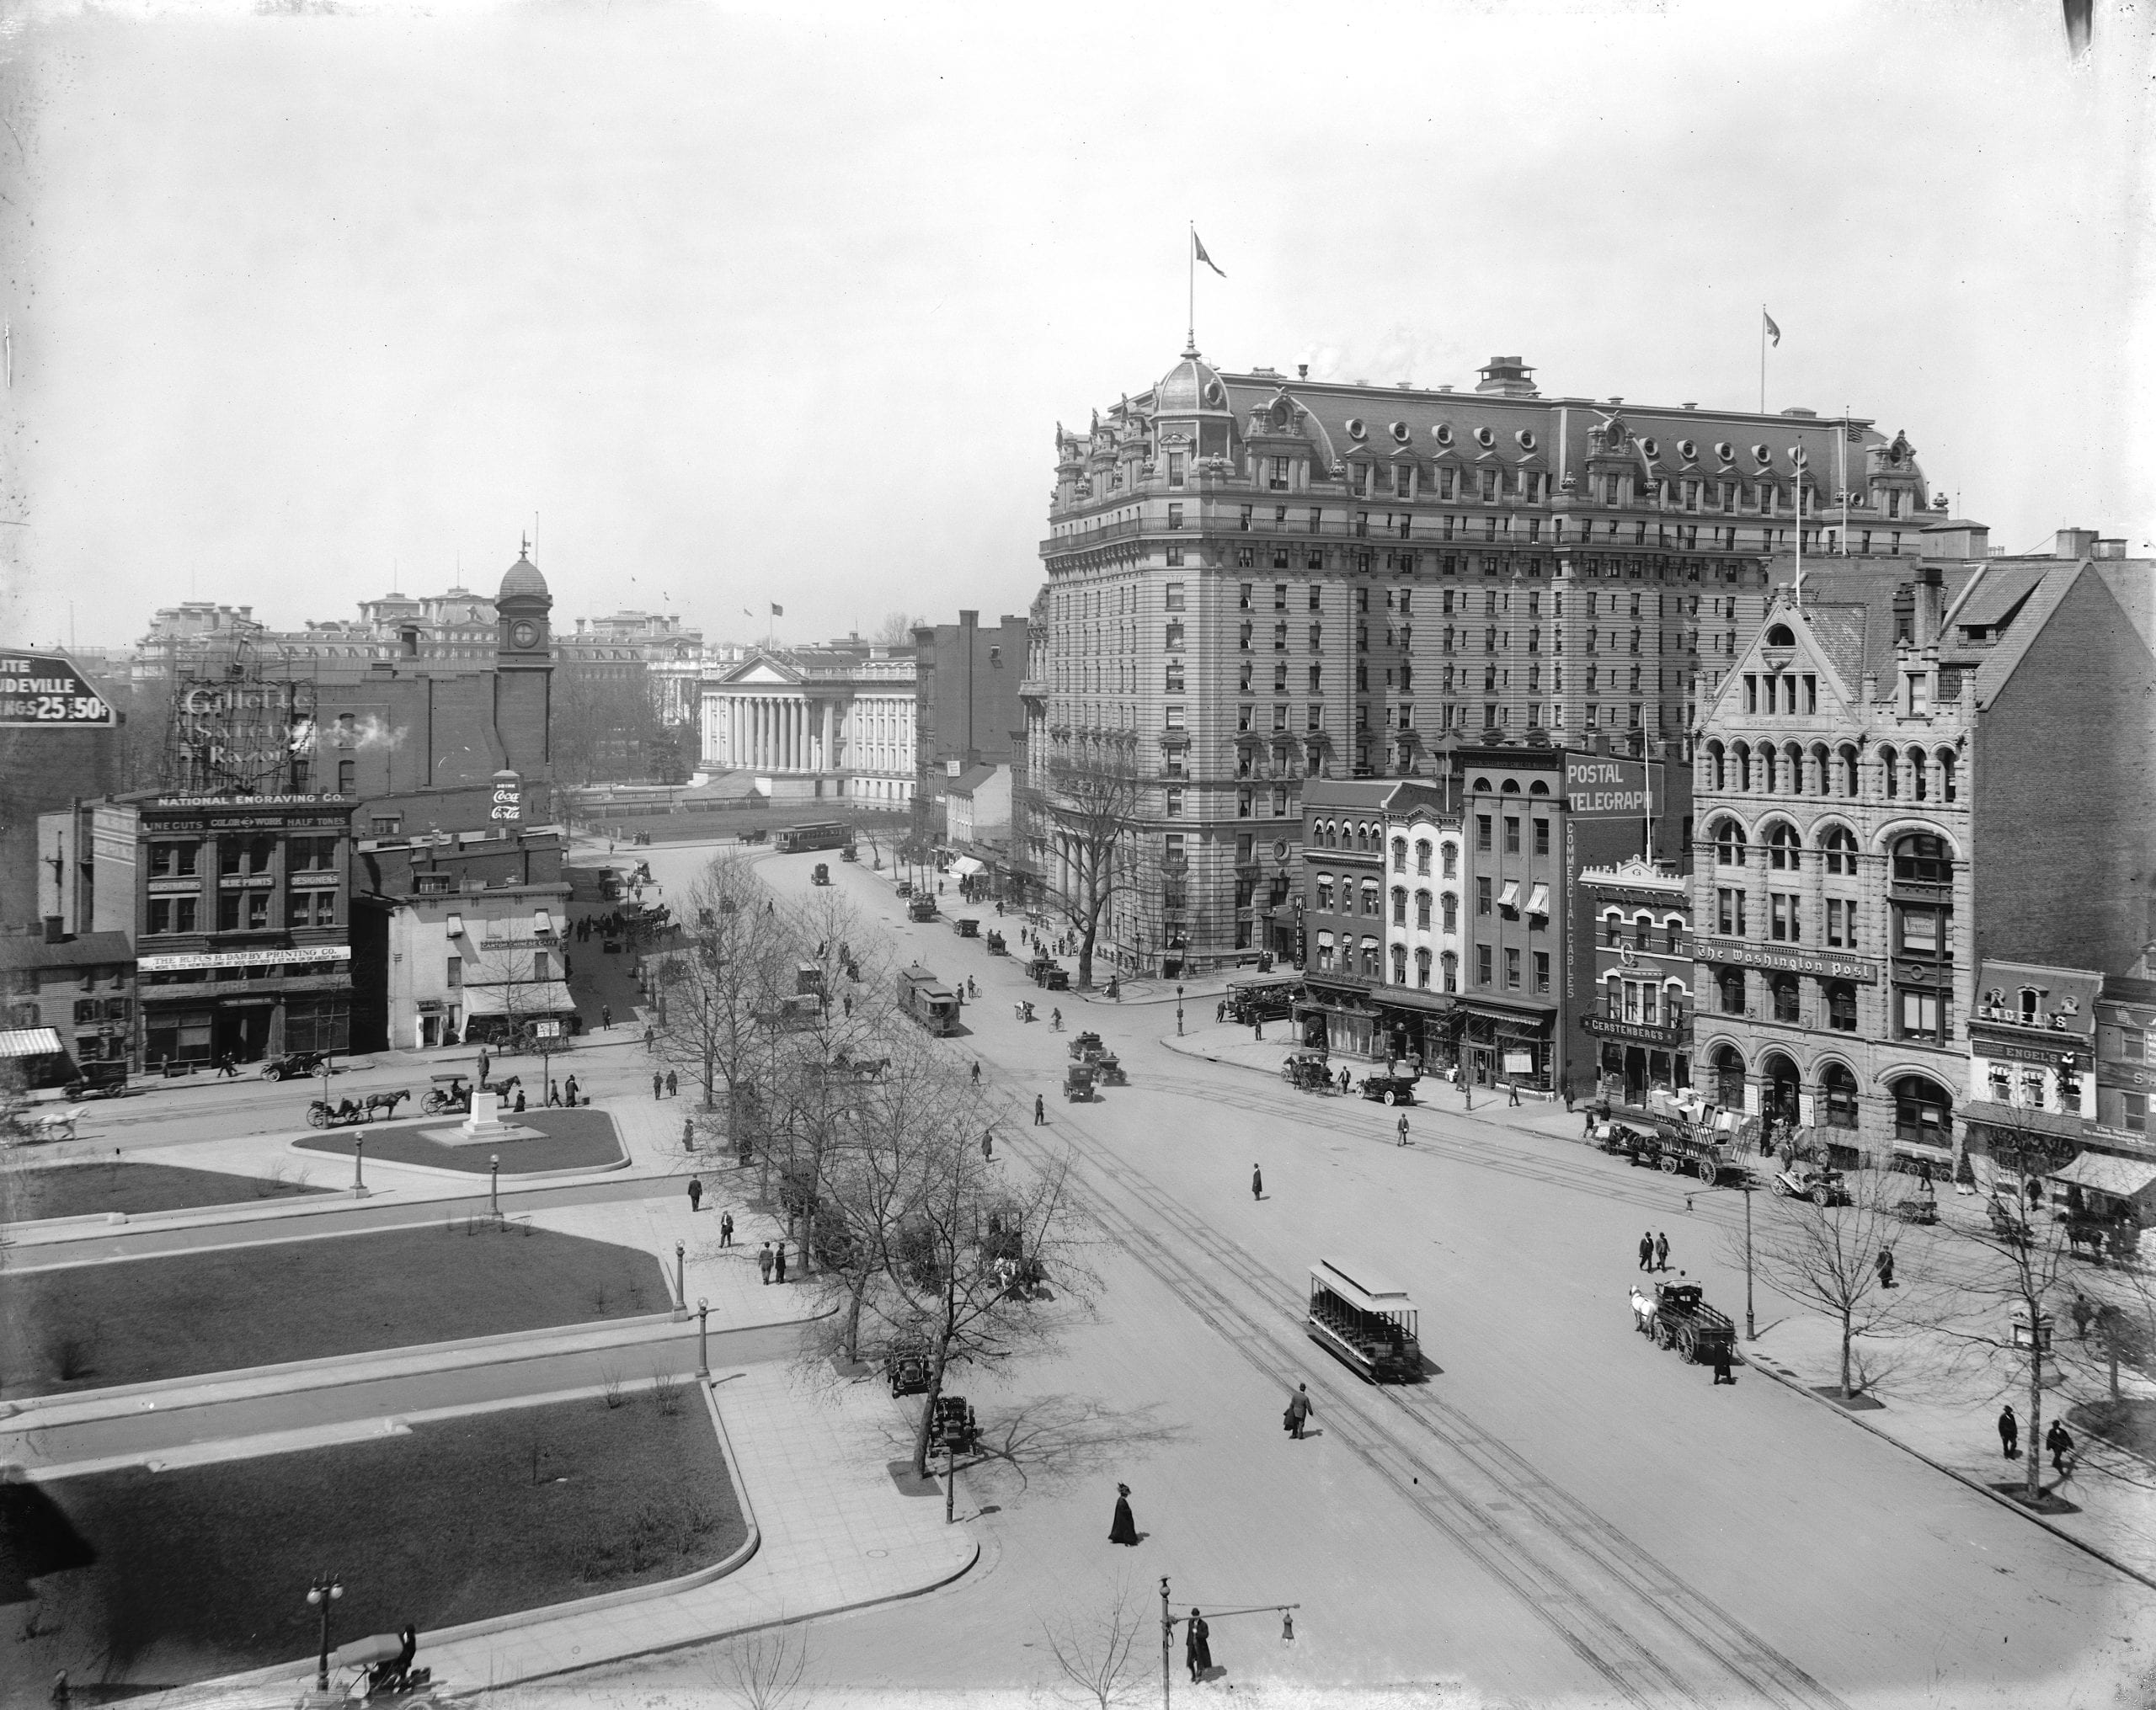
[701,645,918,806]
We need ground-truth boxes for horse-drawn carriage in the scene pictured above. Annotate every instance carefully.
[984,929,1007,956]
[1280,1048,1333,1093]
[307,1089,411,1127]
[419,1073,516,1116]
[1629,1279,1736,1366]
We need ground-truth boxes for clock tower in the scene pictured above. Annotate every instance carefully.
[494,538,553,782]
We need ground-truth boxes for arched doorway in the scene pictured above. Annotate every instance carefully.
[1712,1045,1747,1111]
[1819,1062,1860,1132]
[1761,1052,1801,1128]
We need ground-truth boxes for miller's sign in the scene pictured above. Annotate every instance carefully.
[0,650,115,727]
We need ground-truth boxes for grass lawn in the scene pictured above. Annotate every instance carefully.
[2,1223,667,1400]
[0,1390,743,1697]
[0,1160,329,1224]
[294,1107,624,1175]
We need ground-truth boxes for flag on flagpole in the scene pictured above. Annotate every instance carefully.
[771,604,784,617]
[1193,231,1226,278]
[1763,310,1781,347]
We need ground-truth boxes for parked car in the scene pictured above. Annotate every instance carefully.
[1358,1072,1419,1107]
[1772,1165,1850,1207]
[260,1050,331,1082]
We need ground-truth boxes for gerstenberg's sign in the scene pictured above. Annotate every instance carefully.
[1565,756,1650,818]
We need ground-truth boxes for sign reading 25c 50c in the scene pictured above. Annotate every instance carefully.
[0,650,116,727]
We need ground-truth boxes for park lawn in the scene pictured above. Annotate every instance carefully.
[295,1107,624,1174]
[0,1391,743,1696]
[0,1160,328,1224]
[2,1223,667,1399]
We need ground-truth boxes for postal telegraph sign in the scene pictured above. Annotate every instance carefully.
[0,650,116,727]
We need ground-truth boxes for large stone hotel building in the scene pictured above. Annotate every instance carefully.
[1030,345,1946,976]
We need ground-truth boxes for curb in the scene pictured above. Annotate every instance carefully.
[1738,1348,2156,1593]
[285,1135,633,1185]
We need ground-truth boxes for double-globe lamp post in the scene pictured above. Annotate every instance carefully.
[307,1574,343,1692]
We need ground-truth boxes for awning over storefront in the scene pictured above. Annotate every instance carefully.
[2046,1153,2156,1205]
[461,983,576,1017]
[0,1027,65,1058]
[948,856,985,878]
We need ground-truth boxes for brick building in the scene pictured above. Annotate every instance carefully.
[1580,857,1694,1105]
[1034,344,1929,972]
[911,610,1028,851]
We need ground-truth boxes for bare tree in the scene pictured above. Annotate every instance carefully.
[1914,1109,2084,1505]
[1034,752,1145,988]
[702,1622,811,1710]
[874,610,925,646]
[1726,1169,1909,1399]
[652,852,792,1148]
[1041,1579,1150,1709]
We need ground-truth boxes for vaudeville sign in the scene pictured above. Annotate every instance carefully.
[0,649,116,727]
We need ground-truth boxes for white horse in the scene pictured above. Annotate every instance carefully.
[1629,1286,1656,1336]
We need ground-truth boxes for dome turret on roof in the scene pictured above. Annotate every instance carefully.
[1154,345,1230,414]
[499,540,549,602]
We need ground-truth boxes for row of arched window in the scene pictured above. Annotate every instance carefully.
[1705,818,1953,877]
[1312,818,1380,851]
[1702,738,1957,804]
[1703,1046,1955,1143]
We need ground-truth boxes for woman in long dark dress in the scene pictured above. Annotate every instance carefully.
[1109,1483,1139,1545]
[1186,1609,1211,1681]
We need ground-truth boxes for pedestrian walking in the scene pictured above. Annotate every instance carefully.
[1582,1105,1597,1140]
[686,1176,703,1213]
[2072,1292,2095,1340]
[667,1069,679,1096]
[1251,1164,1263,1201]
[1875,1246,1897,1288]
[564,1073,579,1105]
[843,994,853,1017]
[1508,1079,1522,1107]
[1562,1077,1575,1114]
[682,1117,696,1152]
[982,1129,995,1163]
[1217,1000,1227,1024]
[1999,1404,2018,1460]
[1186,1609,1212,1682]
[2047,1420,2074,1476]
[644,1025,656,1053]
[513,1089,527,1112]
[1396,1112,1410,1148]
[971,1061,981,1084]
[600,1005,612,1030]
[758,1243,774,1285]
[548,1080,563,1107]
[1638,1231,1655,1271]
[1253,1019,1264,1041]
[719,1210,734,1248]
[1711,1347,1734,1384]
[653,1071,664,1101]
[1109,1483,1139,1546]
[1284,1382,1313,1439]
[773,1243,787,1284]
[1653,1232,1670,1271]
[1034,1095,1046,1126]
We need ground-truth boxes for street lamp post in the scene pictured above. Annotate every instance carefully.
[351,1132,366,1196]
[696,1297,709,1376]
[306,1574,344,1693]
[675,1240,686,1309]
[1176,983,1185,1037]
[1742,1178,1757,1340]
[489,1154,500,1216]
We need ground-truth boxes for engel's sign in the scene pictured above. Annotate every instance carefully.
[0,650,115,727]
[1565,756,1650,818]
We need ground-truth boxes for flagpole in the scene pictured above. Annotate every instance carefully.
[1758,306,1766,416]
[1794,456,1804,610]
[1840,406,1851,556]
[1187,222,1196,352]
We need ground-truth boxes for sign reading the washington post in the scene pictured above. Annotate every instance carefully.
[0,650,115,727]
[1564,755,1650,818]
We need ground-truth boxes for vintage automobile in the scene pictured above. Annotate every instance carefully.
[840,844,858,861]
[1359,1072,1418,1107]
[1091,1049,1127,1085]
[1068,1031,1105,1060]
[1772,1165,1851,1207]
[1064,1061,1096,1102]
[908,895,938,922]
[811,862,833,886]
[260,1050,332,1082]
[1892,1193,1940,1225]
[984,929,1007,956]
[737,827,767,844]
[953,917,979,938]
[930,1393,979,1452]
[894,879,913,898]
[62,1062,132,1101]
[884,1340,931,1396]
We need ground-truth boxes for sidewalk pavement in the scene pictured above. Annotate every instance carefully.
[1745,1313,2156,1587]
[145,1364,977,1708]
[1159,1023,1587,1145]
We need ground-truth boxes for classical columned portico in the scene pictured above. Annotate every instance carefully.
[707,691,835,773]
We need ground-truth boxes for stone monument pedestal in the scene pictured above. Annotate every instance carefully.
[460,1092,517,1140]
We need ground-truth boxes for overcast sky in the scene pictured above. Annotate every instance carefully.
[1,0,2148,652]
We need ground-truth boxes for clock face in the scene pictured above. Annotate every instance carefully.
[511,621,539,649]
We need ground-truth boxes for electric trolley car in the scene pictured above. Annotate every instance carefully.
[1305,1258,1422,1383]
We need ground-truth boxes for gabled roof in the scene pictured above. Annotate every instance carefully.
[0,931,134,970]
[1948,558,2052,633]
[949,763,1001,795]
[1971,560,2083,711]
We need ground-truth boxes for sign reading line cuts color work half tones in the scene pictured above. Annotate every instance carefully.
[0,650,115,727]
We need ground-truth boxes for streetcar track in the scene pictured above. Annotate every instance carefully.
[959,1036,1849,1710]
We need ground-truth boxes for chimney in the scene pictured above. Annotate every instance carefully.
[2053,527,2098,560]
[1297,364,1308,380]
[1913,563,1945,648]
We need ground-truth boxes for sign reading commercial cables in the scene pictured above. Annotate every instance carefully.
[0,649,116,727]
